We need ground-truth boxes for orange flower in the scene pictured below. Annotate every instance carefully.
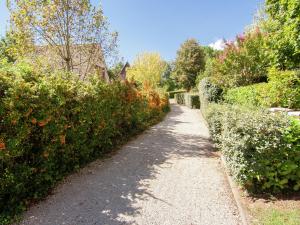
[31,118,37,124]
[11,120,17,125]
[38,117,52,127]
[60,135,66,145]
[0,142,5,150]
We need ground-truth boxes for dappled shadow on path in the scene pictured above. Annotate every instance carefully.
[20,104,216,225]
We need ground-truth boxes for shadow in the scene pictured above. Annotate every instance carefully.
[247,191,300,203]
[20,104,218,225]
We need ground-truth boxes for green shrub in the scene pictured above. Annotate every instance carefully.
[185,94,200,109]
[168,90,186,99]
[206,104,300,193]
[174,93,185,105]
[0,63,169,224]
[198,78,223,115]
[224,69,300,109]
[174,93,200,109]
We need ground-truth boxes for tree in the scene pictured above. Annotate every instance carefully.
[210,31,269,89]
[263,0,300,69]
[0,32,17,62]
[127,52,167,88]
[107,61,125,81]
[7,0,118,78]
[173,39,205,90]
[161,62,178,91]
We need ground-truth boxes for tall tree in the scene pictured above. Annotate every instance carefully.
[264,0,300,69]
[7,0,118,77]
[127,52,167,88]
[173,39,205,90]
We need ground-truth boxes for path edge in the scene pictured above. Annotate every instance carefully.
[220,156,250,225]
[198,109,250,225]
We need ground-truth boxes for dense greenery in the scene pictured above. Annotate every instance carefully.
[208,31,269,89]
[264,0,300,70]
[173,39,205,90]
[127,52,167,88]
[205,104,300,193]
[174,93,200,109]
[0,62,169,224]
[224,69,300,109]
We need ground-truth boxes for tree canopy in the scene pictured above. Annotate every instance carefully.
[7,0,118,77]
[173,39,205,90]
[127,52,167,88]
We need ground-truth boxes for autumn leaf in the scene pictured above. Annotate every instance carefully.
[31,118,37,124]
[0,142,6,150]
[60,135,66,145]
[38,117,52,127]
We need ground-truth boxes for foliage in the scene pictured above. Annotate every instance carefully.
[161,63,178,92]
[210,30,269,89]
[198,77,223,103]
[263,0,300,70]
[224,69,300,109]
[168,90,186,99]
[175,93,185,105]
[0,33,16,63]
[108,62,125,81]
[8,0,118,77]
[0,62,169,224]
[127,52,167,88]
[185,94,200,109]
[174,93,200,109]
[173,39,205,90]
[206,104,300,193]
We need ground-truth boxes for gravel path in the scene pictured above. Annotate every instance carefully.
[18,103,241,225]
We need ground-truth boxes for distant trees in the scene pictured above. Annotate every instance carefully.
[173,39,205,90]
[127,52,167,88]
[7,0,118,77]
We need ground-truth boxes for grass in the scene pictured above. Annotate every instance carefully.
[252,207,300,225]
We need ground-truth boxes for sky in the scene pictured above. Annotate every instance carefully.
[0,0,263,62]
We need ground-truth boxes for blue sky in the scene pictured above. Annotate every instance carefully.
[0,0,263,62]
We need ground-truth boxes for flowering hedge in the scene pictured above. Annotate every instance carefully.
[0,63,169,224]
[206,104,300,193]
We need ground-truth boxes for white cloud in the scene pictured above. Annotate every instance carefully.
[209,39,226,50]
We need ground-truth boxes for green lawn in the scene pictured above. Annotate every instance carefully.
[252,208,300,225]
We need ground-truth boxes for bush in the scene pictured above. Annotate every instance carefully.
[174,93,185,105]
[210,31,269,89]
[174,93,200,109]
[206,104,300,193]
[168,90,186,99]
[185,94,200,109]
[0,63,169,224]
[224,69,300,109]
[198,78,223,115]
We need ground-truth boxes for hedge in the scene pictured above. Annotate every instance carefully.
[224,69,300,109]
[0,63,169,224]
[174,93,200,109]
[198,77,223,115]
[168,90,186,99]
[206,104,300,193]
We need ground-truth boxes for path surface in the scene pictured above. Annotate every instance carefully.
[19,103,241,225]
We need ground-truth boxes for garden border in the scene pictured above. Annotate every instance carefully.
[199,110,249,225]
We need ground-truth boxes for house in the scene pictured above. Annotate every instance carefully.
[34,44,110,82]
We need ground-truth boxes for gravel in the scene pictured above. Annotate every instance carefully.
[18,103,242,225]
